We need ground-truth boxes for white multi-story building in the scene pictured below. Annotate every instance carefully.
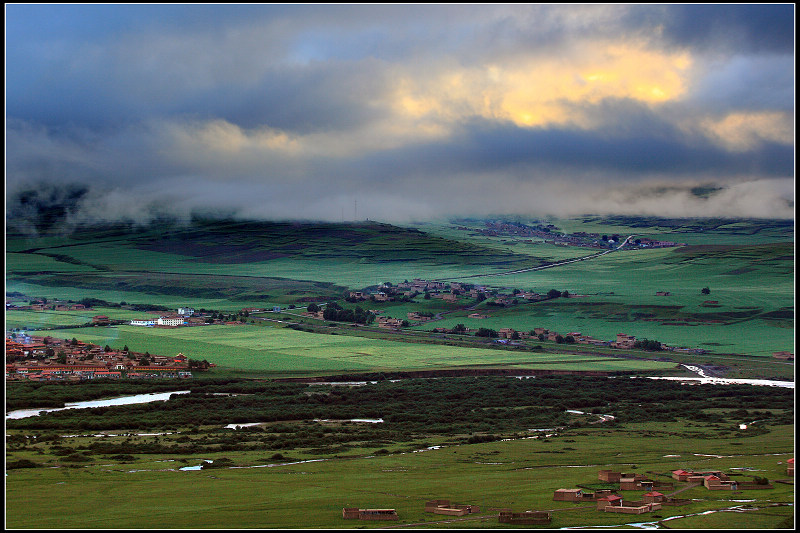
[130,319,156,327]
[157,316,186,327]
[177,307,195,316]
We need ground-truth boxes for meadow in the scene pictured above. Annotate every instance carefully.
[5,376,794,529]
[5,215,794,529]
[6,431,794,529]
[27,323,679,377]
[6,216,794,367]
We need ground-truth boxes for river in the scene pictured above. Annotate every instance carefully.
[6,367,793,421]
[645,365,794,388]
[5,390,191,420]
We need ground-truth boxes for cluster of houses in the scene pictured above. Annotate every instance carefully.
[343,500,543,524]
[6,300,89,312]
[343,460,790,525]
[302,277,714,354]
[459,221,685,250]
[348,280,511,302]
[550,466,781,517]
[670,469,741,490]
[5,335,193,381]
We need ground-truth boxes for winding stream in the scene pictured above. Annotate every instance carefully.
[5,391,191,420]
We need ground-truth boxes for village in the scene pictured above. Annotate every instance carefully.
[458,221,686,249]
[310,278,712,355]
[342,462,793,525]
[5,332,197,381]
[0,281,728,384]
[6,277,793,382]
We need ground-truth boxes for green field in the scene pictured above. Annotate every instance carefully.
[5,215,794,530]
[31,324,678,376]
[6,433,794,529]
[6,407,793,529]
[6,216,794,366]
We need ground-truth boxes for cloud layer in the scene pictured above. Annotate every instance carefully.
[5,4,795,226]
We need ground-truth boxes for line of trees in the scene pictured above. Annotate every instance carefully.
[633,339,663,351]
[321,302,374,325]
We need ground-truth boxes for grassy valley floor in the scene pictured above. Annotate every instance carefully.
[6,421,793,529]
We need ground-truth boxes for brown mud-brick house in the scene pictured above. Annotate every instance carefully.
[642,492,665,504]
[424,500,479,516]
[497,510,551,525]
[376,316,404,329]
[671,469,692,482]
[620,477,654,491]
[342,508,398,521]
[703,475,737,490]
[553,489,585,502]
[672,469,730,483]
[498,328,516,339]
[614,333,637,349]
[598,470,644,483]
[596,495,623,511]
[553,488,617,502]
[598,495,662,514]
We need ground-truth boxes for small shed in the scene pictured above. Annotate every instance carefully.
[498,510,551,525]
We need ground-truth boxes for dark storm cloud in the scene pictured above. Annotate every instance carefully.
[647,4,795,54]
[174,59,393,133]
[354,98,793,180]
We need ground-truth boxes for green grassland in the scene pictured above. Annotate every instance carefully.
[31,324,678,376]
[6,216,794,363]
[5,379,793,529]
[5,307,148,330]
[4,215,795,531]
[7,436,793,529]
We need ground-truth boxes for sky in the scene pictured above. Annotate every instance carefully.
[5,4,795,228]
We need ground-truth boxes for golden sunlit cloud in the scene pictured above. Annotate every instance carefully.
[698,111,794,151]
[392,41,692,129]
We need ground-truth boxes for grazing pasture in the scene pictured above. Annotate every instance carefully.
[5,376,794,529]
[6,216,793,361]
[39,324,678,376]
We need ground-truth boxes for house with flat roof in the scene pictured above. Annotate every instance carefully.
[424,500,479,516]
[342,508,398,521]
[498,510,551,525]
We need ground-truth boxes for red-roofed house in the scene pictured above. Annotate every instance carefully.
[703,475,737,490]
[642,492,664,504]
[596,495,623,511]
[786,458,794,476]
[671,469,691,481]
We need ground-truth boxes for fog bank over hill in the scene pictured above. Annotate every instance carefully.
[5,177,794,236]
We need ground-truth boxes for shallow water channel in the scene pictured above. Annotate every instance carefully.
[5,390,191,420]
